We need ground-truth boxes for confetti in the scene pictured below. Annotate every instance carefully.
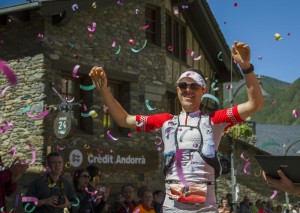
[167,45,173,52]
[0,85,10,98]
[175,149,189,187]
[154,136,162,146]
[92,2,96,8]
[211,80,219,91]
[87,22,96,33]
[80,84,96,90]
[72,64,80,78]
[226,84,232,90]
[243,161,251,175]
[37,33,44,38]
[257,56,262,60]
[26,110,49,119]
[107,130,118,141]
[292,109,298,118]
[115,45,121,55]
[217,51,223,61]
[135,8,140,14]
[269,190,278,200]
[233,2,238,7]
[240,152,249,161]
[274,33,283,41]
[131,40,148,53]
[89,110,98,118]
[145,99,156,111]
[72,4,79,11]
[129,39,135,45]
[0,59,18,85]
[201,94,220,105]
[135,121,144,127]
[193,55,202,61]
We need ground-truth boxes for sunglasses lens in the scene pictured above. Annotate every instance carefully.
[177,82,198,90]
[178,82,188,89]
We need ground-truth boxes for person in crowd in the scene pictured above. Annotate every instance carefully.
[239,196,251,213]
[252,199,262,213]
[152,190,164,213]
[263,170,300,196]
[114,183,137,213]
[137,185,148,204]
[266,200,274,213]
[218,197,232,213]
[274,204,282,213]
[73,169,110,213]
[25,152,79,213]
[0,156,28,211]
[89,40,264,212]
[258,201,267,213]
[86,164,111,212]
[133,190,155,213]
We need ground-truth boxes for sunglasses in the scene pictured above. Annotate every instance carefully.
[177,82,199,90]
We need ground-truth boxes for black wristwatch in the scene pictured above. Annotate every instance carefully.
[241,64,254,75]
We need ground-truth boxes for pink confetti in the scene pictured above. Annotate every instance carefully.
[26,110,49,119]
[10,147,17,156]
[175,149,189,187]
[28,143,36,165]
[240,152,249,161]
[87,22,97,33]
[257,56,263,60]
[107,130,118,141]
[293,109,298,118]
[269,190,278,200]
[128,133,133,137]
[111,40,117,47]
[0,120,14,134]
[56,145,65,151]
[129,39,135,45]
[157,147,162,151]
[194,55,202,61]
[22,196,38,206]
[234,2,238,6]
[226,84,232,90]
[72,64,80,78]
[0,85,11,98]
[142,25,149,29]
[0,59,18,85]
[85,187,98,195]
[243,161,251,175]
[168,45,173,52]
[37,33,44,38]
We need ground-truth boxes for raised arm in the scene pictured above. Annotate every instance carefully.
[232,41,264,120]
[89,67,136,129]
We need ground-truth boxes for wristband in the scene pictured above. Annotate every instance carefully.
[241,64,254,75]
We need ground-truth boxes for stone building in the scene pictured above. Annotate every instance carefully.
[2,0,286,210]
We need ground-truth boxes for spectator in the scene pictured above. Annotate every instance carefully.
[25,152,79,213]
[239,196,251,213]
[73,169,110,213]
[275,204,282,213]
[0,157,28,211]
[114,183,137,213]
[266,200,274,213]
[252,199,262,213]
[152,190,164,213]
[133,190,155,213]
[258,201,267,213]
[218,197,232,213]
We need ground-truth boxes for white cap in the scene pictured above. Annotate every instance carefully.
[176,71,206,89]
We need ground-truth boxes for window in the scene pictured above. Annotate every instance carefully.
[102,80,130,137]
[61,75,93,134]
[145,4,161,46]
[166,13,187,62]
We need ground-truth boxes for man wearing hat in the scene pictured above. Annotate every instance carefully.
[89,41,264,212]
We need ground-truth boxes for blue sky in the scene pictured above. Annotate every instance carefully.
[207,0,300,83]
[1,0,299,83]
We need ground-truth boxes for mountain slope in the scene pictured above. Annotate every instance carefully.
[223,76,300,125]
